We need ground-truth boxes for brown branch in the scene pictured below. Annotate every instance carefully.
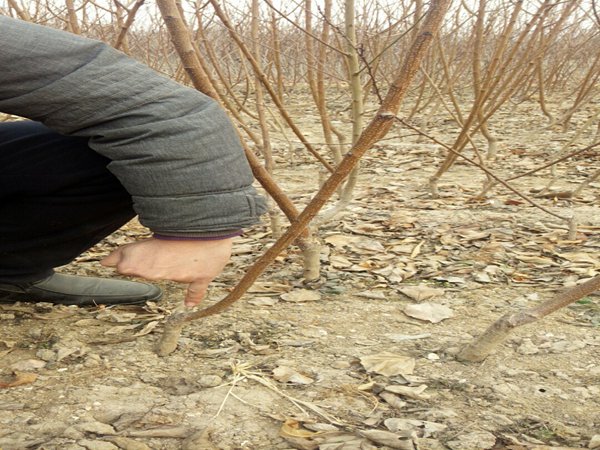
[396,117,572,223]
[208,0,335,172]
[113,0,145,50]
[263,0,348,57]
[156,0,452,356]
[7,0,31,21]
[457,275,600,362]
[507,141,600,181]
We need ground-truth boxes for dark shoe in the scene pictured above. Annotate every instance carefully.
[0,273,162,306]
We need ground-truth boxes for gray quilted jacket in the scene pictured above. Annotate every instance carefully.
[0,15,266,237]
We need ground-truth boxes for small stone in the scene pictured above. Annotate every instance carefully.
[36,349,57,362]
[104,437,152,450]
[549,340,586,353]
[589,434,600,449]
[63,426,85,440]
[551,370,571,381]
[447,431,496,449]
[28,328,44,339]
[56,345,88,361]
[197,375,223,388]
[0,313,16,320]
[10,359,46,371]
[75,421,116,435]
[425,408,458,420]
[444,346,461,356]
[426,353,440,361]
[83,354,102,368]
[34,302,54,313]
[332,360,351,369]
[485,413,513,426]
[492,382,521,396]
[417,438,447,450]
[30,421,68,437]
[570,387,591,400]
[300,327,328,338]
[517,338,539,355]
[78,440,119,450]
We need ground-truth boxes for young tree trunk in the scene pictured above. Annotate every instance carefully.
[315,0,363,224]
[207,0,334,172]
[156,0,452,356]
[113,0,146,52]
[457,276,600,362]
[251,0,281,238]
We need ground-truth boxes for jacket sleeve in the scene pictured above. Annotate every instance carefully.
[0,15,267,237]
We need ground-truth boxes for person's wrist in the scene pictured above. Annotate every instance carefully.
[152,230,242,241]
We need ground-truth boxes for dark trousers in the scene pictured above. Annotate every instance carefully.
[0,121,135,282]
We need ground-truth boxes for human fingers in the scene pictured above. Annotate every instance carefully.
[184,280,209,308]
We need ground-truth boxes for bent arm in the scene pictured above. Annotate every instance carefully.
[0,15,266,237]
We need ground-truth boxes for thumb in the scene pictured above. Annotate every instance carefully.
[184,280,208,308]
[100,248,123,267]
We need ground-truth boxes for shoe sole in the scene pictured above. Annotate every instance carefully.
[0,290,163,306]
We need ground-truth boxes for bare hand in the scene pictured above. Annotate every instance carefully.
[100,237,233,307]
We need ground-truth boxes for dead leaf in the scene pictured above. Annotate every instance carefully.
[379,391,407,410]
[324,234,361,248]
[514,253,558,267]
[104,436,152,450]
[105,323,140,335]
[356,291,387,300]
[556,252,599,265]
[354,237,386,253]
[96,310,138,323]
[126,427,190,438]
[280,289,321,302]
[329,255,354,268]
[360,352,415,377]
[32,309,78,320]
[358,381,376,391]
[384,418,447,438]
[182,428,219,450]
[134,320,160,337]
[304,423,339,432]
[447,430,496,449]
[248,297,279,306]
[386,333,431,342]
[385,384,430,400]
[280,419,320,439]
[399,285,445,301]
[410,241,425,258]
[318,438,368,450]
[247,282,290,294]
[433,275,466,284]
[273,366,314,385]
[360,429,416,449]
[457,229,490,241]
[0,340,16,359]
[473,271,493,283]
[389,243,418,254]
[10,359,46,371]
[0,371,37,388]
[404,303,453,323]
[56,345,88,361]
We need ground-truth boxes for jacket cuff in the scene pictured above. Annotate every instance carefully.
[153,230,243,241]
